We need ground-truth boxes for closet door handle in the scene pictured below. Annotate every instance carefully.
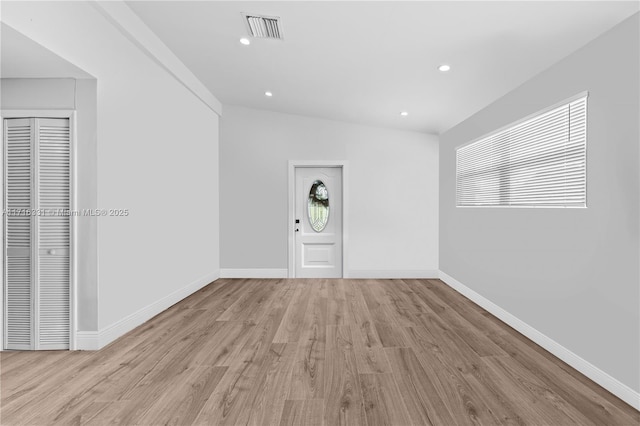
[48,249,56,255]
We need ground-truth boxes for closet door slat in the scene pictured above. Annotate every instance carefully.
[5,118,34,350]
[37,118,70,350]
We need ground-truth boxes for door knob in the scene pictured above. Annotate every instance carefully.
[48,249,56,255]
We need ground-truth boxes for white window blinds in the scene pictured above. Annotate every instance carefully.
[456,94,588,207]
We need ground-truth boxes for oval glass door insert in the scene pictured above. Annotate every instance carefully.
[308,180,330,232]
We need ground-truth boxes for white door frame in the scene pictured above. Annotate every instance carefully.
[288,160,349,278]
[1,110,78,350]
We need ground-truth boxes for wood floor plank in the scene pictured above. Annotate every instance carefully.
[351,335,392,375]
[288,282,327,399]
[1,278,637,426]
[358,281,410,347]
[3,307,215,424]
[0,351,71,385]
[98,315,226,424]
[279,399,324,426]
[82,401,129,426]
[481,355,595,425]
[99,308,216,402]
[191,285,291,425]
[246,343,298,426]
[175,278,234,310]
[385,346,457,425]
[273,280,313,343]
[217,278,284,323]
[359,373,412,426]
[65,400,110,425]
[327,279,349,326]
[368,279,423,328]
[191,320,255,367]
[135,366,228,425]
[342,284,392,375]
[343,280,383,349]
[405,316,533,425]
[324,325,366,426]
[402,325,508,425]
[0,351,90,407]
[403,278,508,357]
[191,278,253,312]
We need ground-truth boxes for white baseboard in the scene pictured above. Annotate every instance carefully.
[220,268,288,278]
[438,270,640,411]
[220,268,439,279]
[348,269,439,279]
[78,270,219,350]
[76,331,100,350]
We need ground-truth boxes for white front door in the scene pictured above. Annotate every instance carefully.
[294,167,342,278]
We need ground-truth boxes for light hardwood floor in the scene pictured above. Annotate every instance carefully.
[1,279,638,425]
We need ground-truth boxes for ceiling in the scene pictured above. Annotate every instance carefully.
[125,3,638,133]
[1,23,93,79]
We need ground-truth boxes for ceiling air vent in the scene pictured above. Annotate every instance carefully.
[243,13,284,40]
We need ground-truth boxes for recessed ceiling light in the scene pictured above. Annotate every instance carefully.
[265,91,273,97]
[240,38,251,45]
[438,64,451,72]
[400,111,408,117]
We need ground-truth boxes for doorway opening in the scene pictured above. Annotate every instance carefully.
[288,161,348,278]
[2,112,77,350]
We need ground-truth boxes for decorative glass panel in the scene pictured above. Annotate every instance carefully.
[308,180,329,232]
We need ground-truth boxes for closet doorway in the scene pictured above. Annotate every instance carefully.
[2,113,76,350]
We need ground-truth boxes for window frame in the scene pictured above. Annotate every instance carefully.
[455,91,588,209]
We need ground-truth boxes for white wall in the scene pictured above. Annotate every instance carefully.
[1,78,76,108]
[220,106,438,277]
[440,14,639,394]
[3,2,220,341]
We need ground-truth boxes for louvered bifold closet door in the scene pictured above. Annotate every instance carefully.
[4,119,34,350]
[4,117,70,350]
[36,118,70,350]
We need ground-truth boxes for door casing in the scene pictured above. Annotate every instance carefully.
[1,110,77,351]
[288,160,349,278]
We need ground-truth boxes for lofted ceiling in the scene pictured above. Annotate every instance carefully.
[127,2,638,134]
[1,23,93,79]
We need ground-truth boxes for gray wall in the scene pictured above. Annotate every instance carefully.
[4,1,221,337]
[439,14,639,392]
[1,78,76,108]
[220,105,439,276]
[1,78,99,332]
[74,79,98,332]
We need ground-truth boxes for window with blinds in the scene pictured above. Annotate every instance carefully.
[456,93,588,207]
